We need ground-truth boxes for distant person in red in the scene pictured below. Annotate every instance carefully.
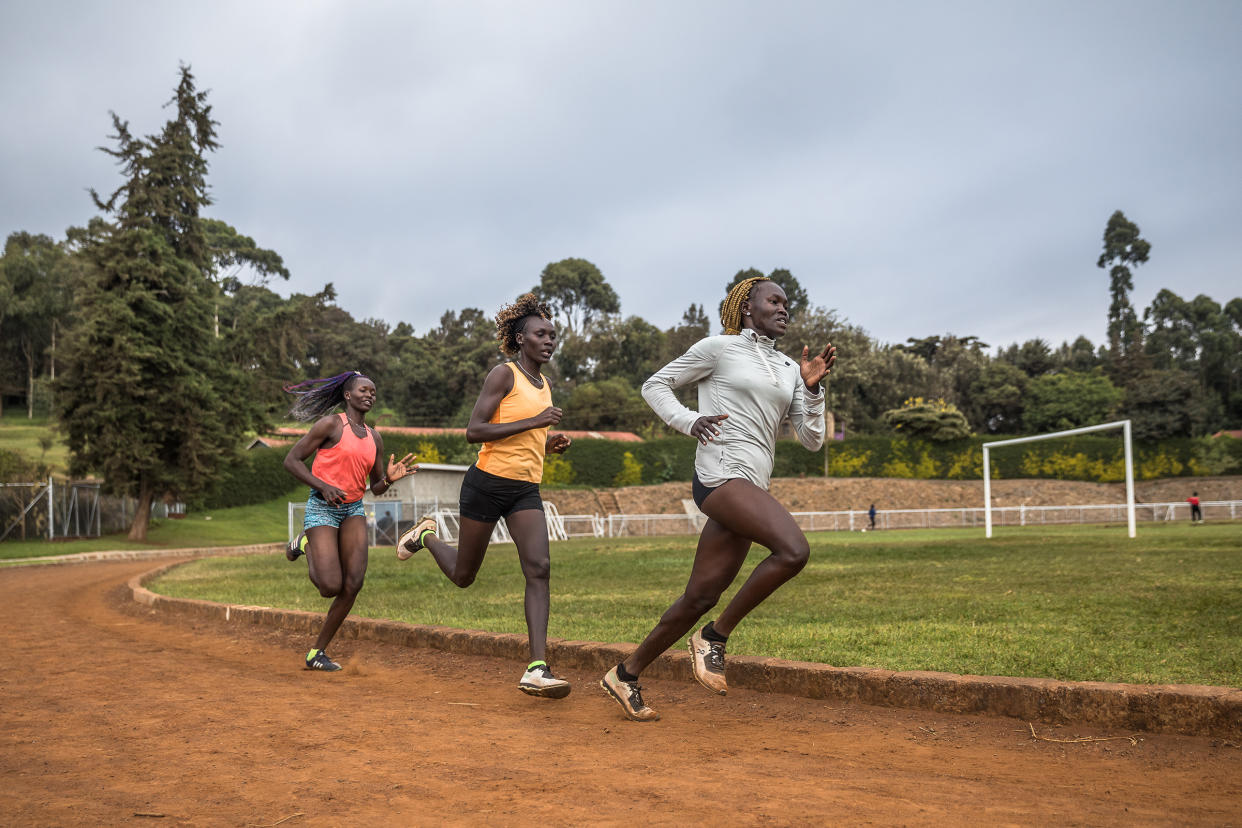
[1187,492,1204,524]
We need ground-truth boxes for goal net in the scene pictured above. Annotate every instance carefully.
[982,419,1136,539]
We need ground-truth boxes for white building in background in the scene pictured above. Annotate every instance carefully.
[364,463,470,546]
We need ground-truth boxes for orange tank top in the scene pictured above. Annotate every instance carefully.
[311,413,377,502]
[475,362,553,483]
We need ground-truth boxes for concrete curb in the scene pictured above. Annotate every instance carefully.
[126,559,1242,739]
[3,543,283,567]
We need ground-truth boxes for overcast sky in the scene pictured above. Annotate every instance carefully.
[3,1,1239,351]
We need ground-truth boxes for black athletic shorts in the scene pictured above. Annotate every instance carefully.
[691,473,721,509]
[459,464,544,523]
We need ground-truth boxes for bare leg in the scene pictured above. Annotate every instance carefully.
[422,516,493,587]
[622,478,810,675]
[702,479,810,637]
[304,525,341,595]
[505,508,551,662]
[622,517,751,676]
[310,516,369,652]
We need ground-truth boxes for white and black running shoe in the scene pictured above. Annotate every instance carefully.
[688,627,728,695]
[600,666,659,721]
[286,531,306,562]
[397,516,437,561]
[518,662,572,698]
[305,649,342,671]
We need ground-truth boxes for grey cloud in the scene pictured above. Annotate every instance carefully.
[3,0,1239,353]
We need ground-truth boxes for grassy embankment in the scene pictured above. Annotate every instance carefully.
[0,496,288,559]
[0,413,70,473]
[1,413,287,558]
[146,521,1242,688]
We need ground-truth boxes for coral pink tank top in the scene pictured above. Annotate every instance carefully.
[311,413,377,502]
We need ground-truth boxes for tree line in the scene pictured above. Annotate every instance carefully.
[1,68,1240,537]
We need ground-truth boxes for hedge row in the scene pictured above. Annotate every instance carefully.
[0,448,45,482]
[537,434,1242,487]
[207,432,1242,503]
[198,447,302,509]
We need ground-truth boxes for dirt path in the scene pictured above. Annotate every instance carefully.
[2,561,1240,826]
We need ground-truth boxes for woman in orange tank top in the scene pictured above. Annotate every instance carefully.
[282,371,416,672]
[397,294,574,699]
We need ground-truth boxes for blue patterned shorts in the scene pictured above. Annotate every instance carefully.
[303,492,367,530]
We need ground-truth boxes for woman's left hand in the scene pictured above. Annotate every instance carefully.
[386,452,418,481]
[546,433,572,454]
[800,343,837,389]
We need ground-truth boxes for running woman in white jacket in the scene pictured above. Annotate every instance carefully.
[600,276,836,721]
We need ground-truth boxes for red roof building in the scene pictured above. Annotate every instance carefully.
[268,426,643,442]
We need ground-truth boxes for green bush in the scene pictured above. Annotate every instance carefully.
[613,451,644,486]
[0,448,46,482]
[542,454,574,486]
[1195,435,1242,475]
[822,434,1211,481]
[208,431,1235,500]
[379,433,476,466]
[199,448,301,509]
[630,438,697,484]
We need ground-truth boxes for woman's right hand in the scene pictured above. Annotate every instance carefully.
[531,406,563,428]
[690,413,729,445]
[317,483,348,506]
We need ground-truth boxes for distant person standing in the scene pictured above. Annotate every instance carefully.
[1188,492,1204,524]
[868,503,877,531]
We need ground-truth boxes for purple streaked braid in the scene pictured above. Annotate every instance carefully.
[283,371,368,421]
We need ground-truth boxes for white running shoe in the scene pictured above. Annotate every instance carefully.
[688,627,728,695]
[599,666,659,721]
[518,662,571,699]
[397,516,437,561]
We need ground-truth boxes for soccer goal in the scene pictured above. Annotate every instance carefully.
[982,419,1136,539]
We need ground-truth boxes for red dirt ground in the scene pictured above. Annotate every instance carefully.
[3,560,1241,826]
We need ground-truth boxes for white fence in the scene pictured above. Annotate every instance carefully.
[289,499,1241,544]
[610,500,1241,537]
[289,499,579,546]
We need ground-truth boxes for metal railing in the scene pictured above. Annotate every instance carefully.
[607,500,1242,538]
[287,499,1241,544]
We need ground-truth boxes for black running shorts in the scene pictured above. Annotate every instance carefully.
[459,464,544,523]
[691,473,721,509]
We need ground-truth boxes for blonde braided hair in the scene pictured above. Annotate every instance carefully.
[719,276,770,335]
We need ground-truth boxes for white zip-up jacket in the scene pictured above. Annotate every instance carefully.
[641,329,826,490]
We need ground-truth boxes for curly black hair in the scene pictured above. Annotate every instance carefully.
[495,293,553,356]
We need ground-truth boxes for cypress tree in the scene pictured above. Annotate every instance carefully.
[57,66,254,540]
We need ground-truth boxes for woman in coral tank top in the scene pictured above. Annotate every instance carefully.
[282,371,416,672]
[397,293,574,699]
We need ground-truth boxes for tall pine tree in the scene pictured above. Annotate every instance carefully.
[57,66,259,540]
[1098,210,1150,375]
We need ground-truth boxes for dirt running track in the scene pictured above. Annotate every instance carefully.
[2,561,1240,827]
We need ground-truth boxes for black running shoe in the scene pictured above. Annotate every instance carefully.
[286,531,306,562]
[305,649,341,671]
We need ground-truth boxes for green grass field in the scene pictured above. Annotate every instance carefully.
[0,413,70,474]
[0,496,288,560]
[141,521,1242,688]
